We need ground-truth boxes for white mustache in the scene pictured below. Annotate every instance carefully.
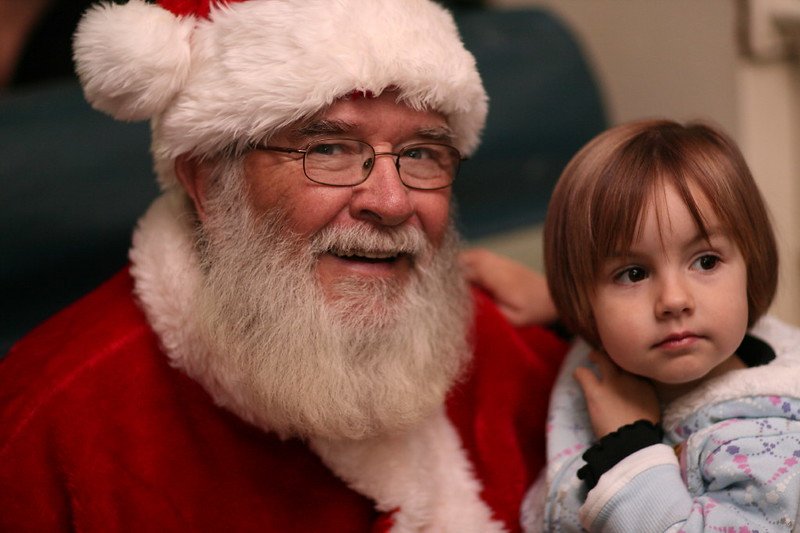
[309,224,428,259]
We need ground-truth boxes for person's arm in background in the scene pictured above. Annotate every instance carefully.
[0,0,52,87]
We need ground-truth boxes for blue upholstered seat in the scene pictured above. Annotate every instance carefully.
[453,8,606,238]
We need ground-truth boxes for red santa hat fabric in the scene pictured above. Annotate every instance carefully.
[73,0,488,189]
[157,0,247,18]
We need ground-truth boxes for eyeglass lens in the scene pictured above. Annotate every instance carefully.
[303,139,459,189]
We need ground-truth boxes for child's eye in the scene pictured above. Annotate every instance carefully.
[615,266,648,284]
[693,254,720,271]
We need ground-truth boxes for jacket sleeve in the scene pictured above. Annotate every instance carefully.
[579,416,800,532]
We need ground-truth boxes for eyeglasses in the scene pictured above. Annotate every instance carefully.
[253,138,463,190]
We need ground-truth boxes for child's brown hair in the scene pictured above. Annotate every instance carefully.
[544,119,778,348]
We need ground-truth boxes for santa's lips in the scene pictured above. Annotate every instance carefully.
[317,247,416,283]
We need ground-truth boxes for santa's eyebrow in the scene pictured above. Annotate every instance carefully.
[414,126,456,144]
[292,121,456,145]
[295,120,352,137]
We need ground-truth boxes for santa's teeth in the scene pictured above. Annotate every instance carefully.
[335,251,398,259]
[362,251,395,259]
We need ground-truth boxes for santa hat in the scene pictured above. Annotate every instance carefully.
[73,0,488,189]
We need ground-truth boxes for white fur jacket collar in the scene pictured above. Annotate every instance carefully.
[128,191,507,532]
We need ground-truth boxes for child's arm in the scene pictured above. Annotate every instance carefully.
[459,248,557,326]
[572,350,663,492]
[578,414,800,532]
[572,351,800,532]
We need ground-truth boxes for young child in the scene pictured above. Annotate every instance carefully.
[466,119,800,531]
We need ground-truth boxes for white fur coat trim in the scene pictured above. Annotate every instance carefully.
[128,190,202,370]
[128,192,504,532]
[311,408,507,533]
[663,315,800,428]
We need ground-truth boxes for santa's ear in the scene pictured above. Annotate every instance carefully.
[175,154,213,222]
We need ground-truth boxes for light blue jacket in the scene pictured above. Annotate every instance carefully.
[523,316,800,532]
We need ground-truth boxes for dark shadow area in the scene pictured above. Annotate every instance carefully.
[1,81,157,355]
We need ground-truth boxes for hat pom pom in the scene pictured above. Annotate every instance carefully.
[73,0,194,121]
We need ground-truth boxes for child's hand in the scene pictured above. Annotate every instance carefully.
[459,247,558,326]
[573,350,661,438]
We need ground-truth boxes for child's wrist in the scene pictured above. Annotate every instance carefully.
[577,419,664,490]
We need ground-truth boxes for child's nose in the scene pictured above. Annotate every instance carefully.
[655,275,694,318]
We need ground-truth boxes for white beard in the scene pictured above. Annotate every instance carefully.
[183,160,472,441]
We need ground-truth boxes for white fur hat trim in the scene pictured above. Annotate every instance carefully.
[74,0,194,121]
[73,0,488,189]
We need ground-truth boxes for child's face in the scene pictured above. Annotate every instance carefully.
[590,182,749,387]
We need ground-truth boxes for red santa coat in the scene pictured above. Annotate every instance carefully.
[0,196,566,532]
[1,271,564,532]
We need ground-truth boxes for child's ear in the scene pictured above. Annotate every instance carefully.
[175,154,214,222]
